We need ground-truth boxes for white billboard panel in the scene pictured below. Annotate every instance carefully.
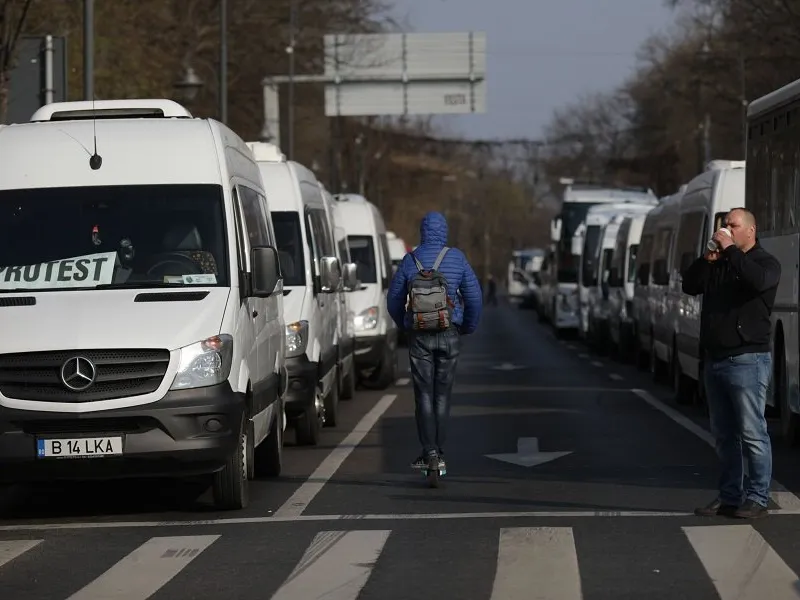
[323,32,486,117]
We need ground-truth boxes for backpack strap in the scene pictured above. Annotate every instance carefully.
[432,247,449,271]
[411,252,425,273]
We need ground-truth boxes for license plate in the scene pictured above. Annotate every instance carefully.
[36,436,123,458]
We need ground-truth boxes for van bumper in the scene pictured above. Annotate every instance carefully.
[354,333,388,369]
[0,383,245,482]
[284,355,317,417]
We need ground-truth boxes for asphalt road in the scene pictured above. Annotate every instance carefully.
[2,301,800,599]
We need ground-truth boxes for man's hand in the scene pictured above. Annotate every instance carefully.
[704,249,721,262]
[712,229,734,250]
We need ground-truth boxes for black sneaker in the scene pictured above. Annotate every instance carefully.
[694,498,739,517]
[410,456,427,469]
[734,499,768,519]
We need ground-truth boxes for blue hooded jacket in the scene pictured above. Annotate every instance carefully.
[386,211,482,333]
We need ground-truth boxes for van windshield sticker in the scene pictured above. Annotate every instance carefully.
[163,274,217,285]
[0,252,117,290]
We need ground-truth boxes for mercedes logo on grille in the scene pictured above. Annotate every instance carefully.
[60,356,97,392]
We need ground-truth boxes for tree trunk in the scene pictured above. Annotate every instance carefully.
[0,71,8,124]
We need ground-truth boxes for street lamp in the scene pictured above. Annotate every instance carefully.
[173,66,204,105]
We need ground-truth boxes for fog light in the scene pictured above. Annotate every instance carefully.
[204,418,223,432]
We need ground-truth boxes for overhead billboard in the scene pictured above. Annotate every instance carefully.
[323,32,486,117]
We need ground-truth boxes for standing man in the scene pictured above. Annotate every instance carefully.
[682,207,781,519]
[386,211,482,472]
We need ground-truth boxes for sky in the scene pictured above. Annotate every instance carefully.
[387,0,676,142]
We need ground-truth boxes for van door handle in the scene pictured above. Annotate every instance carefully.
[252,310,259,318]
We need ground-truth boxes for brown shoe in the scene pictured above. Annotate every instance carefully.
[694,498,738,517]
[733,499,768,519]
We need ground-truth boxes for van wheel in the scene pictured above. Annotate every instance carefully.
[341,359,356,400]
[371,344,397,390]
[211,413,249,510]
[672,343,692,405]
[324,381,339,427]
[295,390,323,445]
[255,403,283,477]
[776,341,800,447]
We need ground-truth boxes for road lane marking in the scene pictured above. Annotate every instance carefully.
[66,535,218,600]
[0,539,41,567]
[632,388,800,510]
[683,525,800,600]
[0,510,736,532]
[270,530,389,600]
[490,527,582,600]
[273,394,398,518]
[590,361,603,367]
[609,373,623,381]
[578,353,589,359]
[454,385,631,394]
[395,378,410,386]
[566,344,576,350]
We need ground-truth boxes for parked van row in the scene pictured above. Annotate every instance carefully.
[0,98,399,511]
[536,161,748,410]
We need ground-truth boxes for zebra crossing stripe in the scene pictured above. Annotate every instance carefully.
[0,539,41,568]
[270,530,391,600]
[65,535,219,600]
[683,525,800,600]
[490,527,583,600]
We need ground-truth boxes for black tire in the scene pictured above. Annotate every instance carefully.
[775,339,800,447]
[324,380,339,427]
[370,343,397,390]
[673,343,693,405]
[255,404,283,477]
[211,413,249,510]
[340,358,356,400]
[294,390,323,445]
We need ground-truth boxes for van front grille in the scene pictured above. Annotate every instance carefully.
[0,349,170,402]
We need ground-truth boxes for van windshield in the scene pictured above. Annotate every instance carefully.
[271,211,306,287]
[0,184,228,293]
[348,235,377,283]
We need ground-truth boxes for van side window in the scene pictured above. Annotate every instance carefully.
[309,209,335,258]
[239,186,270,248]
[636,233,653,285]
[651,228,672,286]
[675,211,704,274]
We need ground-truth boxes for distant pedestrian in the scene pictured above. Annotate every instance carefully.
[682,207,781,519]
[485,274,498,306]
[386,211,482,473]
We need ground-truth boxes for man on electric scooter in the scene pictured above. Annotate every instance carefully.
[386,211,483,473]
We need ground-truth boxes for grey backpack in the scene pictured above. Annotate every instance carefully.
[407,247,454,331]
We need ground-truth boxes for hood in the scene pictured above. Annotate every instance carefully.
[420,211,448,246]
[281,286,307,326]
[0,288,231,353]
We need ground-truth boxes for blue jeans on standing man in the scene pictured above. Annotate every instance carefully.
[409,327,461,463]
[703,352,772,508]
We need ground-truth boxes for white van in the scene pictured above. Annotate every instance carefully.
[333,194,398,389]
[607,212,649,359]
[671,160,745,401]
[0,99,287,510]
[248,142,350,446]
[386,231,408,276]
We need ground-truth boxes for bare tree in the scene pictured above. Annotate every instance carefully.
[0,0,33,122]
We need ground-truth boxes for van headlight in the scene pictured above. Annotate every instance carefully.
[285,320,309,358]
[170,334,234,390]
[354,306,379,331]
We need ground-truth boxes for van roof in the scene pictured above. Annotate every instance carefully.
[29,99,193,122]
[246,141,286,162]
[0,118,231,190]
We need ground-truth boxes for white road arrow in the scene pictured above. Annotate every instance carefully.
[485,437,572,467]
[490,362,526,371]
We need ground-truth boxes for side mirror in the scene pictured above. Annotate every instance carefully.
[251,246,280,297]
[343,262,358,291]
[570,236,583,256]
[550,217,562,242]
[320,255,341,292]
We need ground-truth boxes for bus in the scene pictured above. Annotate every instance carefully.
[746,77,800,446]
[538,178,657,336]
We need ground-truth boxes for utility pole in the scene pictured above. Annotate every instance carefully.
[219,0,228,123]
[287,0,297,159]
[83,0,94,100]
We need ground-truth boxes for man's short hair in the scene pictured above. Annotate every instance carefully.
[727,207,756,228]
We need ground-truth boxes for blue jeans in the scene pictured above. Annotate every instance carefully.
[703,352,773,507]
[408,327,461,457]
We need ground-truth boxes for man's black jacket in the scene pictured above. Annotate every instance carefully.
[681,242,781,360]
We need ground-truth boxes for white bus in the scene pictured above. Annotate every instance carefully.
[746,78,800,446]
[539,179,657,336]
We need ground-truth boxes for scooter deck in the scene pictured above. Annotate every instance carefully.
[411,462,447,487]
